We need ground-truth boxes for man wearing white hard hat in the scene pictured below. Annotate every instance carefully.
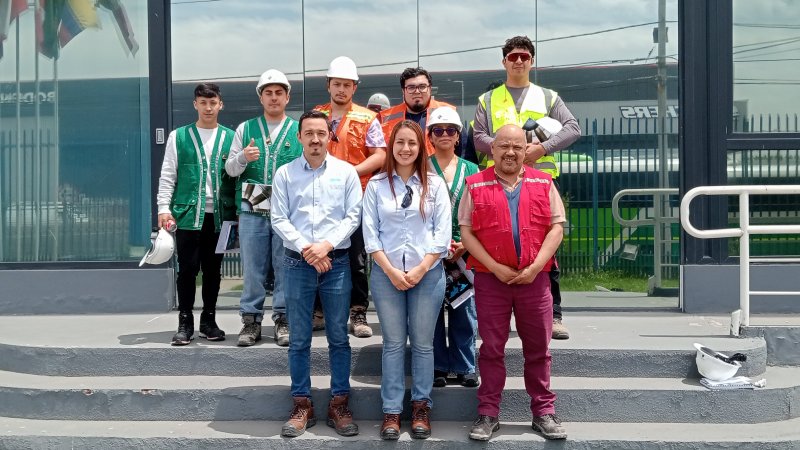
[473,35,581,341]
[156,83,237,346]
[367,93,391,113]
[426,107,481,390]
[314,56,387,338]
[226,69,303,347]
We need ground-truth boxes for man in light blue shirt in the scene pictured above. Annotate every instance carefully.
[271,110,363,439]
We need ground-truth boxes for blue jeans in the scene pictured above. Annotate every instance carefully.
[238,212,285,322]
[433,296,477,375]
[284,251,352,398]
[370,261,445,414]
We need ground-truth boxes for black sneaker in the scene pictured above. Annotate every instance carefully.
[199,311,225,341]
[468,415,499,441]
[171,312,194,346]
[237,315,262,347]
[459,373,480,388]
[433,370,448,388]
[532,414,567,440]
[274,315,289,347]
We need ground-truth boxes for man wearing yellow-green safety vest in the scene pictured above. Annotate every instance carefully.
[472,35,581,340]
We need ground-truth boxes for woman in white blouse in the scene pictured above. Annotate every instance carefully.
[362,120,452,440]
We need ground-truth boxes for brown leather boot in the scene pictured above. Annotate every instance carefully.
[380,413,401,440]
[280,396,316,437]
[410,400,431,439]
[326,394,359,436]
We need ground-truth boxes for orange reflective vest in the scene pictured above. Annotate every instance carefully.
[378,99,455,156]
[314,102,378,190]
[465,166,555,273]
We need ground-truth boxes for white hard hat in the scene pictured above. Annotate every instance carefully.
[326,56,359,81]
[427,107,462,132]
[367,93,390,110]
[536,116,563,135]
[256,69,291,95]
[139,228,175,267]
[693,343,741,381]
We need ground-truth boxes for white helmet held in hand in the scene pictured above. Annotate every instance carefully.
[326,56,359,81]
[427,107,462,132]
[256,69,291,95]
[139,228,175,267]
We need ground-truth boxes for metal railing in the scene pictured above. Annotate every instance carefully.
[680,185,800,326]
[612,188,679,293]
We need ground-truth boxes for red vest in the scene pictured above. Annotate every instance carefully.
[466,166,554,273]
[378,99,455,156]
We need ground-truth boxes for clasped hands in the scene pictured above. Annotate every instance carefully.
[491,262,541,285]
[301,241,333,273]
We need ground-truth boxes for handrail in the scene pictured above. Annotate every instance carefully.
[680,185,800,327]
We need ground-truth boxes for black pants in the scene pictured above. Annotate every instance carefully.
[551,178,563,320]
[175,213,223,314]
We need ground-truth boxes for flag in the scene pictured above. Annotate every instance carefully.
[58,0,99,48]
[39,0,67,59]
[0,0,29,59]
[98,0,138,56]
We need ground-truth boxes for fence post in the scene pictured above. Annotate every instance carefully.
[592,119,600,271]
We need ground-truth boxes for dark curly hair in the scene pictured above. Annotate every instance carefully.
[502,35,535,58]
[399,67,432,88]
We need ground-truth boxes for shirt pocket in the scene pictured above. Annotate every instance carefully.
[471,202,499,232]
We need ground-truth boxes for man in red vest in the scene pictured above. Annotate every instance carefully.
[459,124,567,442]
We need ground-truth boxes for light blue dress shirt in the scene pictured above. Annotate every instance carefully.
[271,153,363,253]
[362,171,452,271]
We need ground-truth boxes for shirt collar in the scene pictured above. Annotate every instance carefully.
[301,153,331,171]
[391,170,421,185]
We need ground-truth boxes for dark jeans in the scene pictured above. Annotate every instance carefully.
[175,213,223,314]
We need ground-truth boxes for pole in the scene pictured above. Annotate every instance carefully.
[655,0,667,286]
[53,56,59,260]
[416,0,420,67]
[14,16,22,260]
[33,0,41,261]
[301,0,306,110]
[534,0,538,85]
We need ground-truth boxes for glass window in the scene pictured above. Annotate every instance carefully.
[733,1,800,132]
[0,0,150,262]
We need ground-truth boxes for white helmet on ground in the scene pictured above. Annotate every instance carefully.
[367,93,391,111]
[256,69,291,95]
[693,343,741,381]
[139,228,175,267]
[427,107,462,132]
[326,56,359,81]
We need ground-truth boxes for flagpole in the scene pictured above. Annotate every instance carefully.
[33,0,40,261]
[52,53,58,260]
[14,11,22,261]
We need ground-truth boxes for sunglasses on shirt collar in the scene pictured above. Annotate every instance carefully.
[401,185,413,209]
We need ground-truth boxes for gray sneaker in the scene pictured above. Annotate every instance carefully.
[274,315,289,347]
[552,318,570,340]
[531,414,567,440]
[468,415,499,441]
[237,315,262,347]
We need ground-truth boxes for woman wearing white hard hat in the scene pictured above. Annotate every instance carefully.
[427,107,481,389]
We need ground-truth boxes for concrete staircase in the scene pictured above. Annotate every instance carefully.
[1,311,799,448]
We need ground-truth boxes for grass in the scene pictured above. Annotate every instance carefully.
[561,270,673,292]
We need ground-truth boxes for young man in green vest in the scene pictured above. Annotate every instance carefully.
[157,83,236,346]
[472,35,581,340]
[226,69,303,347]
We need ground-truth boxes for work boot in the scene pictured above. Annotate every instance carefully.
[171,312,194,346]
[199,311,225,341]
[380,414,401,440]
[326,394,359,436]
[468,414,500,441]
[552,318,570,340]
[349,306,373,338]
[410,400,431,439]
[312,309,325,331]
[237,314,261,347]
[433,370,448,388]
[531,413,568,440]
[281,397,316,438]
[458,373,480,388]
[273,314,289,347]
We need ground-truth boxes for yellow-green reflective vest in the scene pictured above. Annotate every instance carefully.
[477,83,560,178]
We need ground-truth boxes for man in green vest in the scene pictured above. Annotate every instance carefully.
[226,69,304,347]
[473,35,581,340]
[156,83,236,346]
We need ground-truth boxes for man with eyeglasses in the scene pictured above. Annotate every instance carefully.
[314,56,387,338]
[378,67,457,156]
[460,124,567,441]
[473,35,580,340]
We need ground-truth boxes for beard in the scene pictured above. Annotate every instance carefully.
[407,100,426,113]
[332,96,350,106]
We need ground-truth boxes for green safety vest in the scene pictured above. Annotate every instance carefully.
[236,116,303,215]
[478,83,560,178]
[430,156,479,242]
[171,124,236,231]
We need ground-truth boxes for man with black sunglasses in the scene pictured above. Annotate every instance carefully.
[472,35,581,340]
[378,67,457,156]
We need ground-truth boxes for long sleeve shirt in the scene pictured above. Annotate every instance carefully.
[157,127,218,215]
[362,171,452,271]
[271,153,363,253]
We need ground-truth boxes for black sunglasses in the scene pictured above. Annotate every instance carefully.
[401,185,413,209]
[431,127,458,137]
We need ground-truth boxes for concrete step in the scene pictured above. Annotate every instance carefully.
[0,312,768,378]
[2,416,800,449]
[742,315,800,366]
[0,367,795,423]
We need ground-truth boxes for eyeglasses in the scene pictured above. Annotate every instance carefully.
[401,185,413,209]
[505,53,532,63]
[403,84,430,93]
[431,127,459,137]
